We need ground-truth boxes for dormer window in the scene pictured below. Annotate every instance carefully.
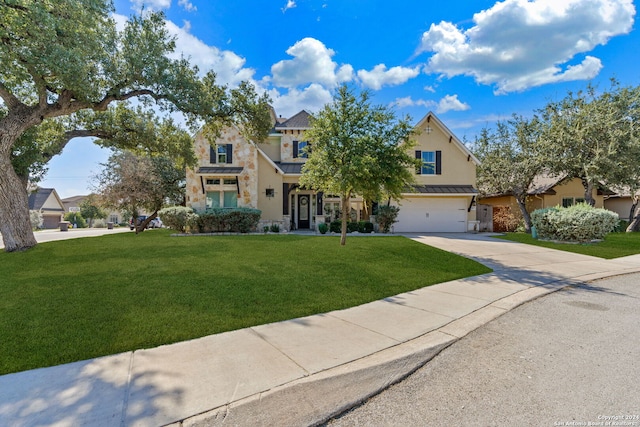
[209,144,233,164]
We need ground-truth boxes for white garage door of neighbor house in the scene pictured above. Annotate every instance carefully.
[393,198,467,232]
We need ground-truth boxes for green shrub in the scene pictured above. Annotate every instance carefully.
[358,221,374,233]
[64,212,86,228]
[376,205,400,233]
[330,220,342,233]
[318,223,328,234]
[30,210,43,230]
[197,208,262,233]
[158,206,197,233]
[269,223,280,233]
[615,219,630,232]
[531,204,619,242]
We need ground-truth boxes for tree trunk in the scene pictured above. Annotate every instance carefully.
[0,158,38,251]
[340,194,349,246]
[581,177,596,206]
[628,196,638,226]
[0,106,46,251]
[515,194,532,233]
[626,197,640,232]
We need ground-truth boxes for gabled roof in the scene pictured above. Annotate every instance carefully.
[415,112,480,166]
[274,110,311,130]
[28,188,65,212]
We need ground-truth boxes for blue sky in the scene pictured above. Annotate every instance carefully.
[41,0,639,198]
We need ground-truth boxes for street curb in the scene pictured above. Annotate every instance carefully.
[171,271,625,427]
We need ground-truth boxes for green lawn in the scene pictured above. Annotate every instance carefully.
[0,230,490,375]
[496,232,640,259]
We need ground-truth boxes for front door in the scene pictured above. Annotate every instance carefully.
[298,195,310,229]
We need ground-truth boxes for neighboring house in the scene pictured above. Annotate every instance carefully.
[61,194,126,225]
[390,113,480,232]
[28,188,65,229]
[478,174,615,231]
[603,190,640,222]
[185,110,480,232]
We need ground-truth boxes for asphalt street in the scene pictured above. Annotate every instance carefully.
[326,273,640,427]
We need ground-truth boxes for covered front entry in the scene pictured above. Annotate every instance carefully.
[297,194,311,229]
[393,197,468,232]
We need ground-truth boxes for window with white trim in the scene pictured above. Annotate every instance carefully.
[205,177,238,209]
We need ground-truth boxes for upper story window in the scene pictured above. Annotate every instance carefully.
[415,150,442,175]
[209,144,233,164]
[293,140,309,158]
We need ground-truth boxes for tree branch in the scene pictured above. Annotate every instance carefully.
[0,81,23,110]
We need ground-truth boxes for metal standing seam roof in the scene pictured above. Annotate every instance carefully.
[275,163,305,174]
[196,167,244,174]
[406,185,478,194]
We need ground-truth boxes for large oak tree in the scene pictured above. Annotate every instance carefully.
[539,81,640,207]
[0,0,271,251]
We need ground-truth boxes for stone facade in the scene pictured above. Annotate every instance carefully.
[186,127,259,212]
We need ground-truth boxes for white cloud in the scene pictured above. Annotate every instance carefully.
[163,20,256,87]
[436,94,470,113]
[271,38,354,88]
[357,64,421,90]
[282,0,296,13]
[392,97,435,109]
[418,0,635,93]
[178,0,196,12]
[392,94,470,114]
[268,84,333,117]
[131,0,171,12]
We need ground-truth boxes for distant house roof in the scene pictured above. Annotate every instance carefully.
[274,110,311,130]
[482,173,616,199]
[28,188,65,212]
[406,185,478,195]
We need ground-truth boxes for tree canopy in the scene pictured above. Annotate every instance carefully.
[299,85,418,245]
[94,151,185,232]
[0,0,271,251]
[539,81,640,206]
[474,115,545,232]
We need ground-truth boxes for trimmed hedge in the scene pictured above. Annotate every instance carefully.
[329,220,374,233]
[197,208,262,233]
[531,204,618,242]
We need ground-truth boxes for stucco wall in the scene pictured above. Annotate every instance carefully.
[412,119,477,186]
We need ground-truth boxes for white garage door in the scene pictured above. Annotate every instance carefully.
[393,197,467,232]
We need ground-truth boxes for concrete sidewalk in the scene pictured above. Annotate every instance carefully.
[2,233,640,427]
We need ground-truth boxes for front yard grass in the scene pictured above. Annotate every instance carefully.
[496,232,640,259]
[0,230,490,375]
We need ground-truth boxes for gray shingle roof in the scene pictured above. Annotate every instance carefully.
[28,188,64,211]
[275,110,311,129]
[407,185,478,194]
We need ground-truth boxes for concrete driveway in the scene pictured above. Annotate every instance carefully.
[0,226,132,250]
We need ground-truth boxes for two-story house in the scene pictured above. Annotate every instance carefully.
[186,110,480,233]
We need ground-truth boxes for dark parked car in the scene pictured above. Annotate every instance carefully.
[129,216,148,230]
